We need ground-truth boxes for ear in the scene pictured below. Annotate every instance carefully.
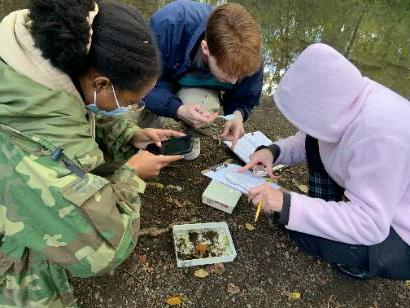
[200,40,210,57]
[92,76,112,92]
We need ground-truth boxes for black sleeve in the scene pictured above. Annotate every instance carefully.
[279,192,291,225]
[255,144,281,163]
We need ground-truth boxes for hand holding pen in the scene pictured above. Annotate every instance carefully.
[248,184,284,218]
[225,171,283,223]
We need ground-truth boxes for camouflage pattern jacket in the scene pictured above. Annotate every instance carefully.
[0,59,145,307]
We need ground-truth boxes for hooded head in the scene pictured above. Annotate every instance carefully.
[274,43,370,143]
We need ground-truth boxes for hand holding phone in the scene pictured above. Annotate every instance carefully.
[146,135,193,155]
[126,150,183,179]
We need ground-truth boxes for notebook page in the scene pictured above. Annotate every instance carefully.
[224,131,273,163]
[203,163,280,194]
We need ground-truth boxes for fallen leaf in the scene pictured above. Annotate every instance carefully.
[245,223,255,231]
[174,198,184,208]
[183,200,194,207]
[227,283,240,295]
[147,182,164,189]
[406,280,410,288]
[137,254,147,265]
[145,264,154,274]
[287,292,301,300]
[210,263,225,274]
[167,185,183,192]
[166,296,183,305]
[194,268,209,278]
[297,184,309,194]
[196,243,208,256]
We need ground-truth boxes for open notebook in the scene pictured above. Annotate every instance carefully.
[203,163,280,194]
[224,131,273,163]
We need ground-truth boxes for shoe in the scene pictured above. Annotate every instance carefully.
[333,263,371,280]
[183,137,200,160]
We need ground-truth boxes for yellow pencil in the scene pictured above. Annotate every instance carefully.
[254,201,263,223]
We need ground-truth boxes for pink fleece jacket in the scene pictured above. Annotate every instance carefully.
[273,43,410,246]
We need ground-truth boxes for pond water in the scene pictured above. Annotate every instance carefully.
[1,0,409,98]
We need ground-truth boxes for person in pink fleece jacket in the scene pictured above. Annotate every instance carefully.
[240,43,410,280]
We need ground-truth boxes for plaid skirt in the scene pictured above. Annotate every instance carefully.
[305,135,344,201]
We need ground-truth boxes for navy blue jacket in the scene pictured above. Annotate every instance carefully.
[146,0,263,121]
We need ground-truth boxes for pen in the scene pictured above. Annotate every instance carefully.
[254,201,263,223]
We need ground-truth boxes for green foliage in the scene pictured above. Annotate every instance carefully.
[1,0,408,97]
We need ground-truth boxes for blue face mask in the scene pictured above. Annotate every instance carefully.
[86,84,130,117]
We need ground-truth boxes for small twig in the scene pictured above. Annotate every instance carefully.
[139,218,199,237]
[327,294,335,308]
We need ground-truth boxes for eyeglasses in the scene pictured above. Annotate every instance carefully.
[111,85,146,113]
[127,99,145,112]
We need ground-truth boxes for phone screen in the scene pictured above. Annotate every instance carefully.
[162,136,193,155]
[146,135,193,155]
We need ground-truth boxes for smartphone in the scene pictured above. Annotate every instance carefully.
[146,135,193,155]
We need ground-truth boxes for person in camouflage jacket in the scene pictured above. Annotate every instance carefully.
[0,0,183,306]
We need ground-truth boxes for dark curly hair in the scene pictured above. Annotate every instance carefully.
[29,0,160,91]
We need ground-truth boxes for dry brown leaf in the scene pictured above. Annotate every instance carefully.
[196,243,208,255]
[227,283,241,294]
[194,268,209,278]
[145,264,154,274]
[210,263,225,274]
[174,198,184,208]
[245,223,255,231]
[298,184,309,194]
[166,196,174,203]
[287,292,301,300]
[137,254,147,265]
[166,296,183,305]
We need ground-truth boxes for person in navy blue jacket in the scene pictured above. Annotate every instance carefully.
[141,0,263,159]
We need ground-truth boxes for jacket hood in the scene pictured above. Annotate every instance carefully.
[274,43,370,143]
[0,10,103,169]
[0,9,83,102]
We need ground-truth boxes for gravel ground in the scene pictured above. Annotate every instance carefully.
[71,97,410,307]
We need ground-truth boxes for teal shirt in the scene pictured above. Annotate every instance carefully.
[178,49,234,91]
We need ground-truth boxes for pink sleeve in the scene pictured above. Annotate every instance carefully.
[286,136,410,245]
[274,131,306,165]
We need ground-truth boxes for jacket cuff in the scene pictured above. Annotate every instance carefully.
[111,164,146,194]
[279,192,291,225]
[255,144,281,163]
[233,108,245,120]
[169,97,183,119]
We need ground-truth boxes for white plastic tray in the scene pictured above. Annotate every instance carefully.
[172,222,237,267]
